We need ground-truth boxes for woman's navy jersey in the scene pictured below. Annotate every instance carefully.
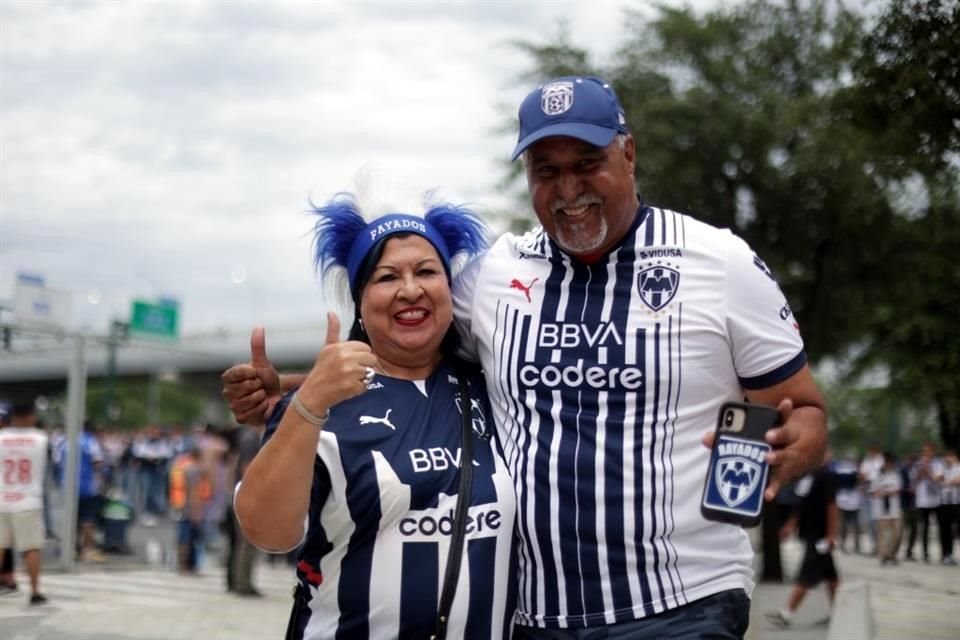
[263,359,516,640]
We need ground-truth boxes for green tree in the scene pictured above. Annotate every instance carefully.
[83,379,205,430]
[506,1,889,360]
[839,0,960,453]
[507,0,959,450]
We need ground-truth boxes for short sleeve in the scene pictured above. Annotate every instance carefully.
[725,235,807,389]
[452,253,485,361]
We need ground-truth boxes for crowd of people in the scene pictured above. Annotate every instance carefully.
[0,398,267,605]
[763,443,959,629]
[831,444,960,565]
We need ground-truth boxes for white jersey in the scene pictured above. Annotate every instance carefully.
[0,426,49,513]
[265,361,516,640]
[870,471,903,519]
[942,461,960,505]
[454,205,806,628]
[912,458,944,509]
[859,454,884,485]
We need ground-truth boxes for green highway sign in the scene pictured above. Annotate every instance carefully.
[130,299,179,340]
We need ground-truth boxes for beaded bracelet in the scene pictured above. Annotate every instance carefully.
[290,392,329,427]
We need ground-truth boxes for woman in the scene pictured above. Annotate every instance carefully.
[234,187,516,640]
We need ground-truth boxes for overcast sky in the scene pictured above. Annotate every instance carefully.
[1,0,726,338]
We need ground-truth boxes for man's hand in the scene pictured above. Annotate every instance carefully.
[221,326,281,426]
[761,398,827,501]
[701,365,828,503]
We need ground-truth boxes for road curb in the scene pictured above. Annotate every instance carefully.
[827,579,871,640]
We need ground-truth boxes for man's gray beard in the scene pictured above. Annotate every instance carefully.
[555,218,608,255]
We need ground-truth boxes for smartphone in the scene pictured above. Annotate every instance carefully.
[700,401,781,528]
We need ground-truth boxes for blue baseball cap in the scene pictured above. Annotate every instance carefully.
[511,76,629,161]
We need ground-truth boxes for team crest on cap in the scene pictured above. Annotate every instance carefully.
[716,458,762,507]
[637,265,679,311]
[541,81,574,115]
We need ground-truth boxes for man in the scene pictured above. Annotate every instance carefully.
[765,453,839,628]
[939,450,959,565]
[906,443,943,562]
[0,397,49,605]
[223,423,263,596]
[130,425,174,527]
[222,76,827,637]
[858,444,884,554]
[870,452,903,566]
[832,453,863,553]
[169,445,208,575]
[54,420,106,562]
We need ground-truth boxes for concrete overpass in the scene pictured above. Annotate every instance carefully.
[0,322,325,423]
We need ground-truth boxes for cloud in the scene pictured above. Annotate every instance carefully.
[1,0,715,335]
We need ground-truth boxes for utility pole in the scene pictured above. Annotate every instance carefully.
[61,333,87,572]
[103,320,129,426]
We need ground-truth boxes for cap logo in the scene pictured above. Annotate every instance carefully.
[541,81,574,116]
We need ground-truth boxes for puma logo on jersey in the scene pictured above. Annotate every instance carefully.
[359,409,396,430]
[509,277,539,302]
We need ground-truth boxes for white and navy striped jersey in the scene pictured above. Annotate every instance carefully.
[266,360,516,640]
[453,205,806,628]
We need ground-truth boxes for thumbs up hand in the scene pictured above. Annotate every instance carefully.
[249,326,281,396]
[221,326,281,426]
[294,312,379,417]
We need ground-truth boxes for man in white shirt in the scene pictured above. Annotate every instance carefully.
[858,445,884,554]
[906,443,943,562]
[936,449,958,565]
[870,452,903,566]
[0,397,49,605]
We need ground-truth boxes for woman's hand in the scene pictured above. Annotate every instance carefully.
[295,313,380,415]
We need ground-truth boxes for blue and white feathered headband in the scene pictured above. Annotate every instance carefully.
[310,186,489,305]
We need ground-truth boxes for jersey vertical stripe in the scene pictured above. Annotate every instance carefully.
[458,204,806,628]
[262,363,516,640]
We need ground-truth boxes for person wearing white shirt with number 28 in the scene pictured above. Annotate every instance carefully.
[0,398,49,605]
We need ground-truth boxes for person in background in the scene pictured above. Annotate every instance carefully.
[195,424,230,563]
[899,449,917,560]
[906,443,943,562]
[57,420,107,563]
[858,444,884,555]
[0,397,50,605]
[765,453,839,628]
[131,425,173,527]
[169,446,209,575]
[936,449,959,565]
[0,401,16,595]
[871,452,903,566]
[224,423,264,597]
[833,453,862,554]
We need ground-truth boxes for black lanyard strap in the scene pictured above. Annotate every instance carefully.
[431,365,475,640]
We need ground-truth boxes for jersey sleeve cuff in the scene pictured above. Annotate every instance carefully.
[738,351,807,390]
